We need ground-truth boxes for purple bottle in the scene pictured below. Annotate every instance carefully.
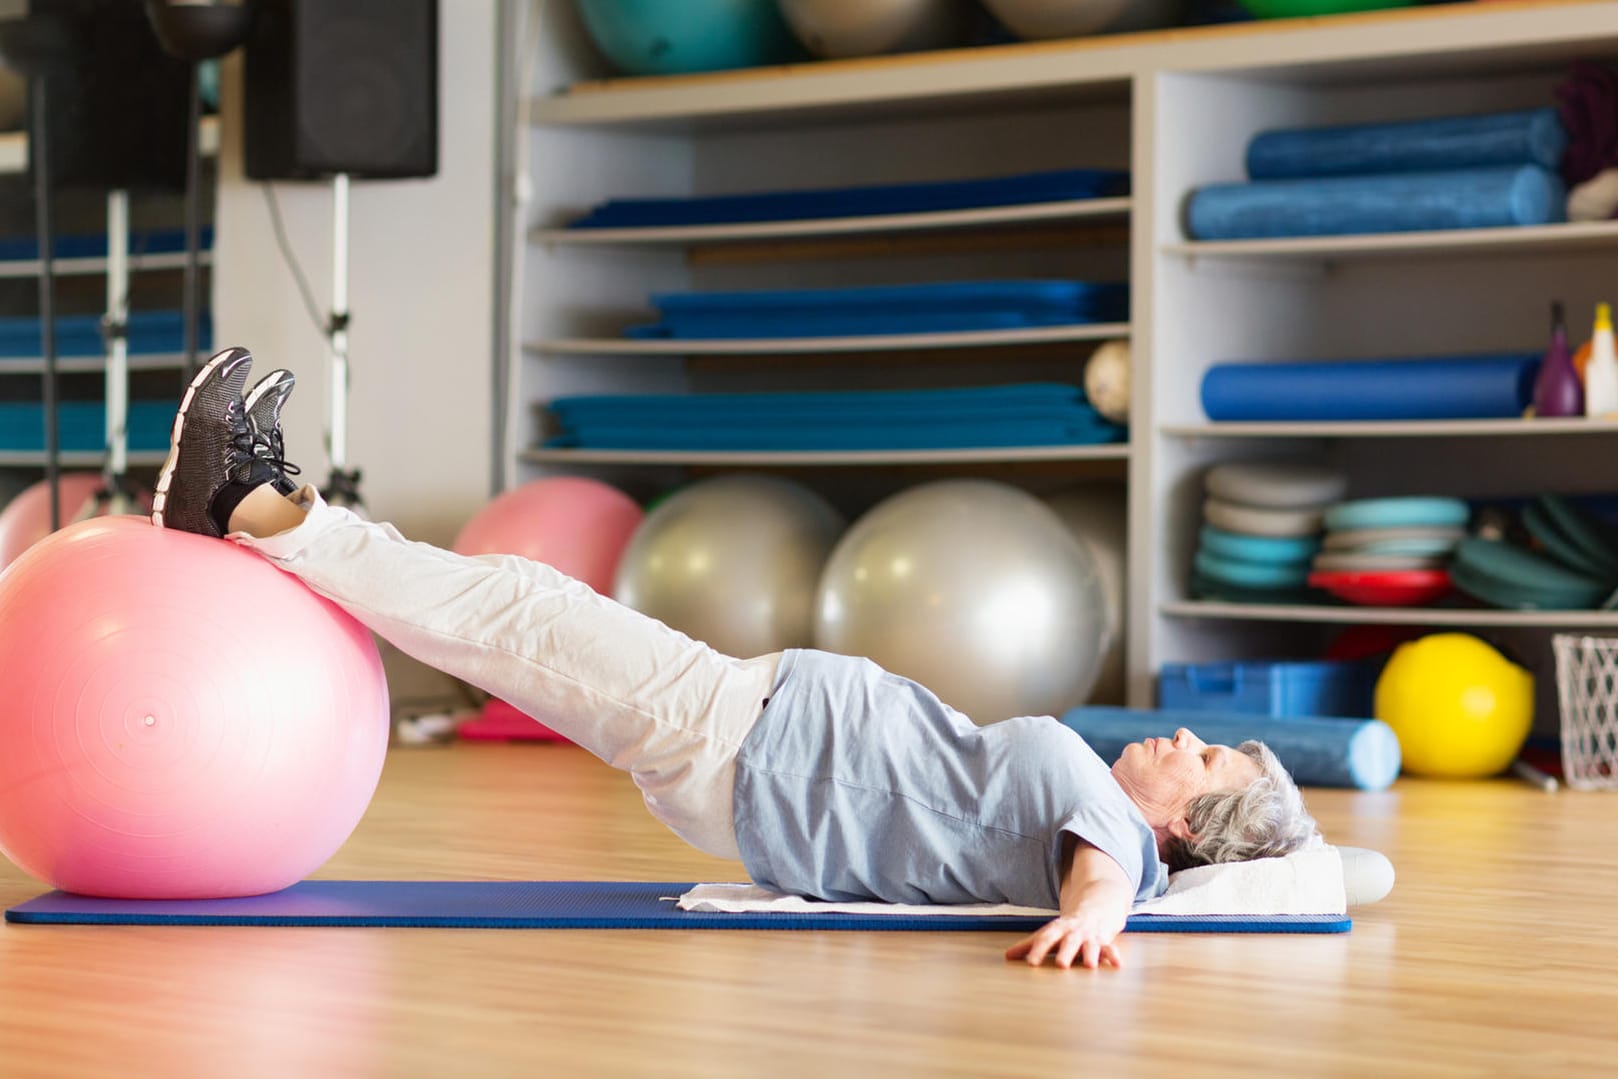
[1533,301,1584,418]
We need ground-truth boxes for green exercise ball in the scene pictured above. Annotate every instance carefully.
[1237,0,1413,19]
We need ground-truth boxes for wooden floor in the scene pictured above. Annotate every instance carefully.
[2,743,1615,1077]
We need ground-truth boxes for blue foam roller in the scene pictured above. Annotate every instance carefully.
[1200,352,1540,422]
[1246,107,1568,180]
[1185,165,1565,241]
[1061,706,1402,790]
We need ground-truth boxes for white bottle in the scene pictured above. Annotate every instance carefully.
[1584,303,1618,418]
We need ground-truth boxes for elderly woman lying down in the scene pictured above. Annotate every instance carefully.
[150,348,1322,972]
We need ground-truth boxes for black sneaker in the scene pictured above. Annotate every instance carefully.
[243,368,302,495]
[151,347,270,536]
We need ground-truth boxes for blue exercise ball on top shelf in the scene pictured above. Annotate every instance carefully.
[574,0,805,77]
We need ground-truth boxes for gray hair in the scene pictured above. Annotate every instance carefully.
[1161,741,1318,872]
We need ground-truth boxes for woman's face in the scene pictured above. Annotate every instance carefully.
[1110,728,1261,833]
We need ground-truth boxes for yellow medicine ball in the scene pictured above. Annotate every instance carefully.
[1374,633,1533,778]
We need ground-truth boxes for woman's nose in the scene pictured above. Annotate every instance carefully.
[1173,728,1201,748]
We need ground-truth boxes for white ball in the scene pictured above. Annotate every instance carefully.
[815,479,1108,724]
[777,0,973,59]
[615,475,845,657]
[1084,339,1131,424]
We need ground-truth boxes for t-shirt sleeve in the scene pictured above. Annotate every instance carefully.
[1054,804,1169,904]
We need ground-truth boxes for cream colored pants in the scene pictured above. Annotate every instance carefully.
[232,488,779,859]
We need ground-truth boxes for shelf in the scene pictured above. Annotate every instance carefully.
[535,1,1618,130]
[0,353,193,375]
[523,444,1129,467]
[533,198,1132,247]
[529,323,1129,356]
[1161,599,1618,628]
[1161,416,1618,439]
[0,116,219,175]
[1163,220,1618,266]
[0,249,214,280]
[0,450,166,468]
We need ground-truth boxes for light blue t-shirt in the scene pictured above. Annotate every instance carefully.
[731,649,1169,908]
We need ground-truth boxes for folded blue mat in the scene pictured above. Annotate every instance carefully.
[630,281,1129,339]
[0,309,213,359]
[1063,707,1401,791]
[551,382,1092,420]
[0,400,175,452]
[0,226,216,262]
[1246,107,1568,180]
[1201,352,1540,421]
[546,383,1127,450]
[1185,165,1565,241]
[568,169,1130,229]
[5,880,1350,933]
[546,421,1124,452]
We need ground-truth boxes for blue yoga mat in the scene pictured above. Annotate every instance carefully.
[1062,707,1401,791]
[1185,165,1565,241]
[4,880,1351,933]
[1200,352,1540,422]
[567,169,1130,229]
[1246,107,1568,181]
[630,281,1129,339]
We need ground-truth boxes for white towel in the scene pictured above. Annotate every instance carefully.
[676,846,1347,918]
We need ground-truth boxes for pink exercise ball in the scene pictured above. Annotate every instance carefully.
[453,476,643,594]
[0,516,390,899]
[0,471,126,570]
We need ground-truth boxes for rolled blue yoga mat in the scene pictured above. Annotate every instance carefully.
[1246,107,1568,180]
[1185,165,1565,241]
[1200,352,1540,421]
[1061,706,1401,790]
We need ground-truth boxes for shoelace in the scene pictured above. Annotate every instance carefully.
[230,428,302,486]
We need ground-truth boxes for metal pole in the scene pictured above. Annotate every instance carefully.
[181,60,203,377]
[30,77,59,531]
[328,172,350,473]
[105,188,129,485]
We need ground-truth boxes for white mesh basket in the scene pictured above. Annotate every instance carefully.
[1552,635,1618,791]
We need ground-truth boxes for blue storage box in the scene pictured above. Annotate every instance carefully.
[1157,657,1382,719]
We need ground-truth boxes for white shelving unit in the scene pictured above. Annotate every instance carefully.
[513,0,1618,706]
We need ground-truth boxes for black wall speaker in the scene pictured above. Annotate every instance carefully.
[28,0,192,192]
[244,0,439,181]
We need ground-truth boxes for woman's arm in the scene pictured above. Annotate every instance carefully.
[1004,833,1132,969]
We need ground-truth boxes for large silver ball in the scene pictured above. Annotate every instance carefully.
[814,479,1108,724]
[614,475,845,657]
[777,0,974,59]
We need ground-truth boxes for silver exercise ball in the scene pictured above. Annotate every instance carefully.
[814,479,1108,724]
[982,0,1183,39]
[614,474,845,657]
[777,0,974,59]
[1045,482,1126,704]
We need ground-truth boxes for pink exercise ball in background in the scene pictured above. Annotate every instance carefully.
[452,476,644,594]
[0,516,390,899]
[0,471,134,571]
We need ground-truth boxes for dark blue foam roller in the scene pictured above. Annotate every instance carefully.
[1185,165,1565,241]
[1246,107,1568,180]
[1200,353,1540,422]
[1060,706,1401,790]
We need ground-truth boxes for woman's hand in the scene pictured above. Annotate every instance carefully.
[1005,905,1126,969]
[1006,836,1132,969]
